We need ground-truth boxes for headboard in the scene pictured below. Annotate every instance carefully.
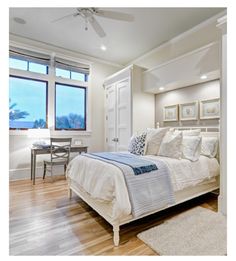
[170,126,220,162]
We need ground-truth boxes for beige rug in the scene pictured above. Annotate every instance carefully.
[137,207,227,256]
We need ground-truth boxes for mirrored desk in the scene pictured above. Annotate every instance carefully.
[30,146,88,185]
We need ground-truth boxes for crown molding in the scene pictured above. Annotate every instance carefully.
[9,34,123,69]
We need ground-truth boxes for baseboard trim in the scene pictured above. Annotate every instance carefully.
[9,166,65,181]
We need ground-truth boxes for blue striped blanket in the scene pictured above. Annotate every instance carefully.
[82,152,175,218]
[89,152,158,175]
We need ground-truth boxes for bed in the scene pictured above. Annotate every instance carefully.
[66,129,220,246]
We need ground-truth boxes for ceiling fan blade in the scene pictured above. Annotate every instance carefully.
[88,16,106,38]
[51,12,77,23]
[95,10,134,22]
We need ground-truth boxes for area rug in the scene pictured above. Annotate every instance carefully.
[137,207,227,255]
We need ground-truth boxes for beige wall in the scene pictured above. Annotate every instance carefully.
[155,80,220,128]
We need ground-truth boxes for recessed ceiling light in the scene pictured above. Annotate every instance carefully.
[159,87,165,91]
[200,75,207,80]
[100,45,107,51]
[13,17,26,24]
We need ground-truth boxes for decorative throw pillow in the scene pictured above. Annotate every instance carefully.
[201,137,218,158]
[128,135,137,152]
[144,127,169,155]
[129,132,147,155]
[158,132,183,159]
[182,136,202,161]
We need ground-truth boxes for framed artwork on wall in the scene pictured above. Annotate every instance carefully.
[179,101,198,121]
[163,104,178,122]
[200,98,220,119]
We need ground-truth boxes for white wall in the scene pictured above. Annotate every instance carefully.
[9,36,120,180]
[155,80,220,127]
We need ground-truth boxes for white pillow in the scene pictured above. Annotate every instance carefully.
[128,135,137,152]
[174,129,201,136]
[182,136,202,161]
[201,137,218,158]
[144,127,169,155]
[158,132,183,159]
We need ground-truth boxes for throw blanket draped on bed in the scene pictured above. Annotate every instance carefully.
[90,152,158,175]
[83,152,175,218]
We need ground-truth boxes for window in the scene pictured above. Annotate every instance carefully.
[55,68,88,81]
[9,58,48,74]
[9,76,48,129]
[55,57,89,82]
[9,47,90,132]
[55,83,86,130]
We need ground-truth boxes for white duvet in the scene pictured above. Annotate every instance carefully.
[66,154,219,220]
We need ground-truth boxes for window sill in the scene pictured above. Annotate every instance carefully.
[9,129,92,137]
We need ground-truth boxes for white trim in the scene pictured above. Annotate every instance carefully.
[9,68,49,81]
[104,64,133,83]
[10,34,123,69]
[143,42,219,74]
[9,165,69,181]
[216,15,227,28]
[129,10,226,66]
[9,130,92,136]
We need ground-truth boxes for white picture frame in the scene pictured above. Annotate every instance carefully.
[200,98,220,120]
[163,104,178,122]
[179,101,198,121]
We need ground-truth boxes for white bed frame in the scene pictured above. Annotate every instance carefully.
[68,127,220,246]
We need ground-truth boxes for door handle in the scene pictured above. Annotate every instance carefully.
[112,138,119,142]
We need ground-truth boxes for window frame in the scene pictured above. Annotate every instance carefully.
[54,82,87,131]
[55,68,88,82]
[9,75,48,130]
[9,57,49,75]
[9,45,91,136]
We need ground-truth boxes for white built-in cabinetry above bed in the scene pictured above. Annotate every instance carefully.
[142,42,220,94]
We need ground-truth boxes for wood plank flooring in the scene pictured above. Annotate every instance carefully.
[9,177,218,255]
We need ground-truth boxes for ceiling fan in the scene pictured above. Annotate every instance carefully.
[52,8,134,38]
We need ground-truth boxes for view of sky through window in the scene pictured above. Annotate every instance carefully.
[9,77,47,129]
[55,83,86,130]
[9,57,88,130]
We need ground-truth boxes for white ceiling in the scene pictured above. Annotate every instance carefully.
[9,7,225,65]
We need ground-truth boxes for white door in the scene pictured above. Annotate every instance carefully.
[116,78,131,151]
[105,84,117,151]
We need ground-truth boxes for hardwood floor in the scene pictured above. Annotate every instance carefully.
[9,177,218,255]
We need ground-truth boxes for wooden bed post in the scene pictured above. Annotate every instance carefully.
[68,188,72,199]
[113,224,120,246]
[68,179,72,199]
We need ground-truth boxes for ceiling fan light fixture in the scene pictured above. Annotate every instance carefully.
[52,8,134,38]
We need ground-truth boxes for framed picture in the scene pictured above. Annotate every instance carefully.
[163,104,178,122]
[179,101,198,121]
[200,98,220,119]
